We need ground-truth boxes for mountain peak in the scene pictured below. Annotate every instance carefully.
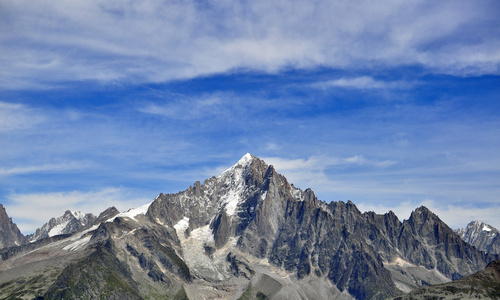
[220,153,256,176]
[0,204,27,248]
[456,220,500,254]
[414,205,431,213]
[237,153,254,165]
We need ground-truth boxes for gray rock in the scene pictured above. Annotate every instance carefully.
[0,204,27,249]
[457,220,500,255]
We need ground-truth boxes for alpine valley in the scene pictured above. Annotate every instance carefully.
[0,154,499,299]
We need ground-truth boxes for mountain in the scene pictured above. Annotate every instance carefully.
[0,204,27,249]
[391,259,500,299]
[0,154,497,300]
[456,220,500,255]
[27,210,97,243]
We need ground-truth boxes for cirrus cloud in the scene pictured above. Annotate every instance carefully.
[1,0,499,89]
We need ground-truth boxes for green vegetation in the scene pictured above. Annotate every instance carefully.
[237,284,254,300]
[171,286,189,300]
[0,269,61,299]
[41,242,143,300]
[237,284,268,300]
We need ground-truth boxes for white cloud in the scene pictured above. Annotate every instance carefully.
[0,101,46,131]
[5,188,151,234]
[1,0,498,89]
[312,77,412,90]
[137,95,225,120]
[261,155,397,194]
[264,155,396,172]
[0,161,95,176]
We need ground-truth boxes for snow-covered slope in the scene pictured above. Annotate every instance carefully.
[456,220,500,255]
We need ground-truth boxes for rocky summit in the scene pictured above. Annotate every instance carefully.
[0,154,498,299]
[0,204,27,249]
[456,220,500,255]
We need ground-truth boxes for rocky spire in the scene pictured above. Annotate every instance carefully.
[0,204,27,249]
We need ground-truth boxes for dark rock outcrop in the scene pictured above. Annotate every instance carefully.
[0,204,27,249]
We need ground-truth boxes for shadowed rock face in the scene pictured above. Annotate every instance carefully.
[0,154,498,300]
[0,204,27,249]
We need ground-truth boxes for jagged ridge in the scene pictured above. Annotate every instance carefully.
[0,154,497,300]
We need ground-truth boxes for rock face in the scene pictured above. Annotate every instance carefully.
[147,154,496,299]
[0,154,498,300]
[391,259,500,299]
[93,206,120,224]
[27,210,97,242]
[0,204,27,249]
[456,220,500,255]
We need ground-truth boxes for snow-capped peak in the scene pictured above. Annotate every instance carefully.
[220,153,255,177]
[28,210,97,242]
[237,153,253,166]
[456,220,499,254]
[214,153,258,216]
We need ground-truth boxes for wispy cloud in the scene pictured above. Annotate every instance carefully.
[0,101,46,131]
[260,155,398,194]
[263,155,396,171]
[137,95,225,120]
[312,76,412,90]
[1,0,498,89]
[0,161,95,176]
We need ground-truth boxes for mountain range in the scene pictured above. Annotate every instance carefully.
[27,210,97,243]
[0,154,498,299]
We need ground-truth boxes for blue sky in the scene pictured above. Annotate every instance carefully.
[1,0,499,233]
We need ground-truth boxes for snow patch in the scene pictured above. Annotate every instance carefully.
[291,186,304,201]
[63,236,91,251]
[222,186,242,216]
[220,153,253,176]
[48,220,70,237]
[69,224,99,241]
[482,225,491,232]
[218,157,249,216]
[173,217,190,234]
[70,210,85,220]
[107,201,152,222]
[174,222,236,281]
